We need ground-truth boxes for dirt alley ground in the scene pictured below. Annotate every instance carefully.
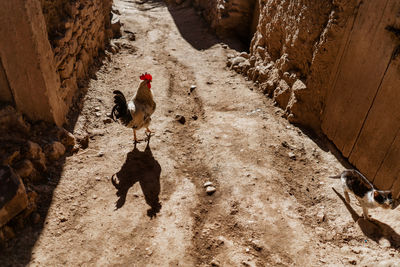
[2,0,400,266]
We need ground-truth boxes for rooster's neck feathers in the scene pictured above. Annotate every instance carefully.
[134,80,153,102]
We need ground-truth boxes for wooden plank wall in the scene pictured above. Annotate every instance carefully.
[322,0,400,198]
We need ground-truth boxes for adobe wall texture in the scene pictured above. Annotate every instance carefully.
[42,0,113,109]
[0,0,113,126]
[174,0,400,195]
[228,0,359,131]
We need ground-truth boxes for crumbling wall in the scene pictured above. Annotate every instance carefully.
[228,0,359,131]
[224,0,400,196]
[41,0,113,112]
[0,0,113,126]
[0,0,113,241]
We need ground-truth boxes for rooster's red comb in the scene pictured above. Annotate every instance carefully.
[140,73,152,82]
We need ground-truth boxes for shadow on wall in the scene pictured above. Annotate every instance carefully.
[166,3,246,51]
[111,140,162,218]
[333,188,400,250]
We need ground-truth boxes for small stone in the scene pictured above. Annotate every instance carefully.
[222,44,228,49]
[190,85,196,92]
[210,259,220,266]
[95,107,101,112]
[317,210,326,223]
[103,118,112,124]
[78,135,89,149]
[206,186,216,195]
[45,141,66,160]
[14,159,34,178]
[203,181,213,187]
[250,239,263,251]
[0,166,28,227]
[95,112,101,117]
[192,115,198,120]
[3,150,20,165]
[288,152,296,160]
[95,177,101,181]
[175,115,186,124]
[58,128,76,148]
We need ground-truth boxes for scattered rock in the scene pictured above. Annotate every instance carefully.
[103,118,113,124]
[58,128,76,148]
[45,141,66,161]
[239,52,249,59]
[78,135,89,149]
[2,150,20,166]
[0,106,30,134]
[14,160,34,178]
[123,30,136,41]
[95,112,102,117]
[190,85,196,92]
[288,152,296,160]
[206,186,216,195]
[210,259,220,266]
[26,141,42,160]
[250,239,263,251]
[204,181,213,187]
[175,115,186,124]
[95,107,101,112]
[0,166,28,228]
[317,209,326,223]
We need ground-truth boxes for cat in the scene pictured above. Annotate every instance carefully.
[329,169,399,220]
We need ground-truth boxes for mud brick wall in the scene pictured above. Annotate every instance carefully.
[0,0,112,126]
[225,0,400,197]
[42,0,113,111]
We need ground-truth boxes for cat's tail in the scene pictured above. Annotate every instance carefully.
[328,175,341,179]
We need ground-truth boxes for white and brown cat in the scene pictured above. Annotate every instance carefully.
[330,169,399,220]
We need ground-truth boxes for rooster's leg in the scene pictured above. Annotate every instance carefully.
[133,129,140,144]
[145,127,154,141]
[145,127,154,136]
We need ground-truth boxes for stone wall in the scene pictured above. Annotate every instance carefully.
[42,0,113,108]
[0,0,113,126]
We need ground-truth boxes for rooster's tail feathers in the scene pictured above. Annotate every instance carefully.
[111,90,128,121]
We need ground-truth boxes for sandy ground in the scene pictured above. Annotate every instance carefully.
[2,0,400,266]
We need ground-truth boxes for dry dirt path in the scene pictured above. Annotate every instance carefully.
[2,0,400,266]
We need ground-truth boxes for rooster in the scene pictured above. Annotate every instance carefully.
[111,73,156,143]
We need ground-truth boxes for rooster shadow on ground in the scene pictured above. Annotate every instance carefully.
[332,187,400,250]
[111,139,162,218]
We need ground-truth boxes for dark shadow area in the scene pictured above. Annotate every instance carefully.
[133,0,165,11]
[111,139,161,218]
[0,50,108,266]
[166,3,247,51]
[294,124,354,170]
[332,187,400,250]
